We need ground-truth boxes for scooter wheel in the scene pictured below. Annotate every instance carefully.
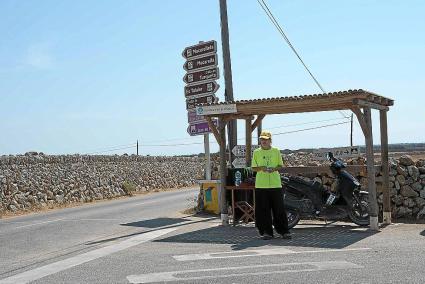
[287,209,301,229]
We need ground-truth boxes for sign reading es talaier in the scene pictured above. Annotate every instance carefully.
[183,54,218,72]
[182,40,217,60]
[183,67,219,85]
[186,94,217,110]
[184,81,219,97]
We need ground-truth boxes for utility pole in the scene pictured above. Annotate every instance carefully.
[136,140,139,156]
[350,113,354,147]
[219,0,237,162]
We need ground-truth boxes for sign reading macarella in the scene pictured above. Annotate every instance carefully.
[186,94,217,110]
[184,81,219,97]
[183,67,219,85]
[196,104,237,116]
[183,54,217,72]
[187,119,218,136]
[182,40,217,60]
[313,146,361,160]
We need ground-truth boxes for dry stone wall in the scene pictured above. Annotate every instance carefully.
[0,154,203,214]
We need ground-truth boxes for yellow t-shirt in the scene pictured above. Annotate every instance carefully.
[251,147,284,188]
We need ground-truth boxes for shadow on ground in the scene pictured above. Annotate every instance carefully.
[121,218,189,228]
[155,222,378,250]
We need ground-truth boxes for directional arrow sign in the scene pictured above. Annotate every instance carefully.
[182,40,217,60]
[187,119,218,136]
[312,146,361,161]
[183,54,217,72]
[184,81,219,97]
[187,110,206,124]
[186,94,217,110]
[183,67,219,85]
[232,157,247,168]
[231,145,260,157]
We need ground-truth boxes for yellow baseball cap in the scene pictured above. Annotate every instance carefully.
[259,130,272,140]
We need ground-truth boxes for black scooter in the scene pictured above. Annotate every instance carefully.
[283,152,370,228]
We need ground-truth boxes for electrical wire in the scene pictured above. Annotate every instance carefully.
[257,0,350,119]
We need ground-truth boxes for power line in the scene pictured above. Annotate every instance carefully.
[265,116,350,130]
[85,145,136,155]
[257,0,350,119]
[273,121,350,136]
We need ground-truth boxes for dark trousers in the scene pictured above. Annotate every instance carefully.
[255,188,289,236]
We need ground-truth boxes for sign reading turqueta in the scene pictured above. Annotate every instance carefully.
[183,54,218,72]
[313,146,361,161]
[183,67,219,85]
[186,94,217,110]
[196,103,237,116]
[182,40,217,60]
[184,81,220,97]
[187,119,218,136]
[187,110,206,124]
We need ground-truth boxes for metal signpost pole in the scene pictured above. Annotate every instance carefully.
[204,134,211,180]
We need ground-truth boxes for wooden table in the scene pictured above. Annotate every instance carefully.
[225,185,255,225]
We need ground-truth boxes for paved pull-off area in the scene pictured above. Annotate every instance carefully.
[1,188,425,283]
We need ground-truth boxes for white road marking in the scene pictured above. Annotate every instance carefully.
[127,261,363,283]
[173,247,371,261]
[13,218,65,229]
[0,227,176,284]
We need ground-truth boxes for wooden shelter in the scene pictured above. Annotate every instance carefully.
[201,89,394,230]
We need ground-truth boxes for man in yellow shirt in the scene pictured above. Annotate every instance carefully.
[251,130,291,240]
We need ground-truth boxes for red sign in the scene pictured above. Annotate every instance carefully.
[182,40,217,60]
[186,94,217,110]
[184,81,219,97]
[183,67,219,85]
[183,54,217,72]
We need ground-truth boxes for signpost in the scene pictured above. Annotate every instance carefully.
[231,145,260,157]
[186,94,217,110]
[183,54,218,72]
[313,146,361,160]
[187,120,218,136]
[184,81,220,97]
[182,40,217,60]
[232,157,247,168]
[196,103,237,116]
[187,110,205,124]
[183,67,219,85]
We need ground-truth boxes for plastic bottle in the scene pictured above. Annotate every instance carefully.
[235,170,242,186]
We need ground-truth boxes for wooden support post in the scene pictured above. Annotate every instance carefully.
[257,121,262,145]
[380,110,391,224]
[205,117,222,147]
[364,107,379,230]
[218,117,228,225]
[245,118,252,166]
[251,114,265,132]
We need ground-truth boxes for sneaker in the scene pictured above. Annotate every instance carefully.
[262,234,273,240]
[280,232,292,239]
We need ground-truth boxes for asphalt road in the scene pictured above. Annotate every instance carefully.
[1,188,425,284]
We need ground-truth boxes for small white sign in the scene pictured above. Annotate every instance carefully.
[196,104,237,116]
[313,146,361,161]
[231,145,260,157]
[232,157,247,168]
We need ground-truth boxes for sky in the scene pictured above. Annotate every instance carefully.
[0,0,424,156]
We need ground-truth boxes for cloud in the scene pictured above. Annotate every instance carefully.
[24,43,55,69]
